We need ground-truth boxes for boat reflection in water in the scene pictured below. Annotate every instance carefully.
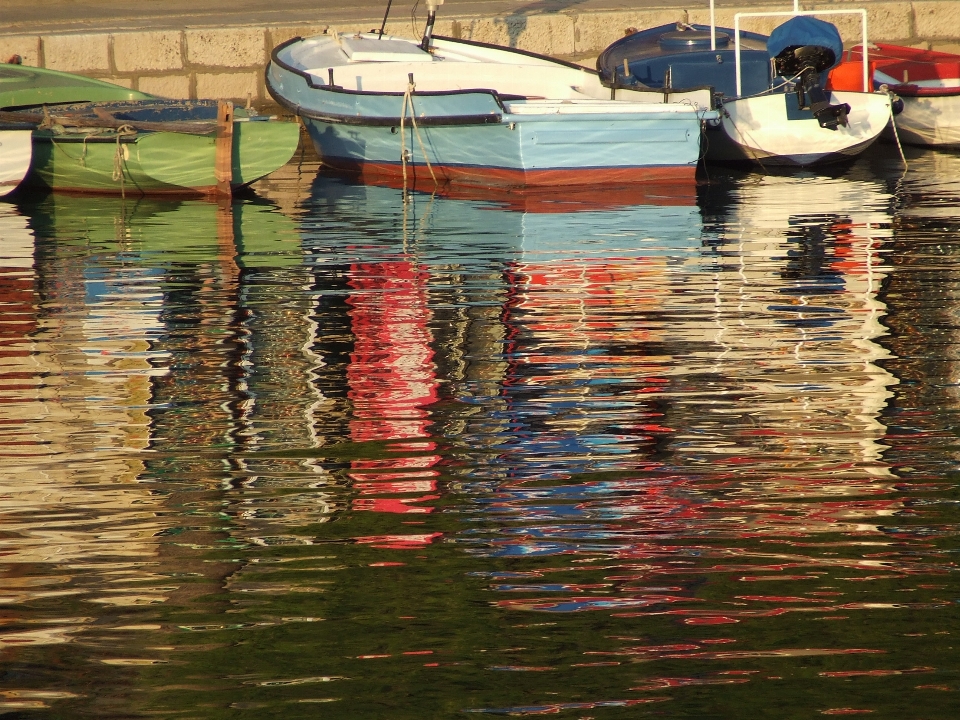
[0,192,308,711]
[446,173,902,549]
[301,179,706,522]
[279,173,960,718]
[3,158,960,718]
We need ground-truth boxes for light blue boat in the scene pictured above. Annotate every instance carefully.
[266,28,718,191]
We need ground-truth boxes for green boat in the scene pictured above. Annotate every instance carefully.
[0,63,153,108]
[0,64,301,197]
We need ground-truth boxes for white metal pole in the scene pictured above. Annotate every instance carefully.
[710,0,716,51]
[735,14,742,96]
[861,9,869,92]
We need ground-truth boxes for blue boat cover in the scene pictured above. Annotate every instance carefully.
[766,16,844,69]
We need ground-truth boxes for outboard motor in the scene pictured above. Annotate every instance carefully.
[767,16,850,130]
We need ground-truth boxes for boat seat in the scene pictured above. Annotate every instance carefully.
[339,36,433,63]
[503,99,700,114]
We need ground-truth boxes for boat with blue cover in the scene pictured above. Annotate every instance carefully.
[266,0,718,190]
[597,1,894,167]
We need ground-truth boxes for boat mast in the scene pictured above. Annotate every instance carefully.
[378,0,394,38]
[420,0,444,51]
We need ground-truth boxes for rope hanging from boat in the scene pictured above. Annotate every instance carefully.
[719,104,768,172]
[112,124,137,199]
[882,86,908,170]
[399,72,438,199]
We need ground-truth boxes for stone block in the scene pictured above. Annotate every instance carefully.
[196,71,259,101]
[43,33,110,72]
[457,18,510,48]
[268,25,329,50]
[688,6,785,37]
[431,19,458,39]
[99,76,134,89]
[915,1,960,40]
[186,27,266,68]
[138,75,191,99]
[684,3,912,45]
[863,2,915,43]
[460,14,576,55]
[457,14,575,55]
[829,14,871,46]
[114,30,183,72]
[573,10,685,56]
[0,35,41,66]
[932,42,960,54]
[517,14,577,56]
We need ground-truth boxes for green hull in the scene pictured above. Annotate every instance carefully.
[27,120,301,196]
[0,64,153,109]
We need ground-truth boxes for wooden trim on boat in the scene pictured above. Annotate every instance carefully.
[31,133,140,143]
[270,36,508,106]
[297,106,502,127]
[318,157,697,188]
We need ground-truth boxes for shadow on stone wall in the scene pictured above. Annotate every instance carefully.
[499,0,589,47]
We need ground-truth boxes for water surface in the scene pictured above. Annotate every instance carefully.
[1,146,958,718]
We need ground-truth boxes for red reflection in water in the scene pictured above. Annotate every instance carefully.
[347,260,437,442]
[346,258,442,516]
[353,532,443,549]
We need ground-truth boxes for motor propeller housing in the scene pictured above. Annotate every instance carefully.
[774,44,851,130]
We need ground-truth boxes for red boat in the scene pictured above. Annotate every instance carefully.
[828,43,960,147]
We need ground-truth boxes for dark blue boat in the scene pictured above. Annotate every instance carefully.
[597,22,772,100]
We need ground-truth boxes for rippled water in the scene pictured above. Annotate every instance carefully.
[1,145,959,718]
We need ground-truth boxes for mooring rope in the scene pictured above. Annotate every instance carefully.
[112,124,138,199]
[884,87,908,170]
[400,74,438,200]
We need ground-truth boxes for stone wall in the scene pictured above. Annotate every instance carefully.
[0,1,957,103]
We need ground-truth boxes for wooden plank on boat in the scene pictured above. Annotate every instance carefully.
[0,108,214,135]
[215,100,233,197]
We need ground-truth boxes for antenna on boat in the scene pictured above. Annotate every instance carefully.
[377,0,393,38]
[420,0,444,51]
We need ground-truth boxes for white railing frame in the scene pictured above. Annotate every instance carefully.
[733,8,869,97]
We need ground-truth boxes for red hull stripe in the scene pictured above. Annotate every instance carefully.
[321,158,697,189]
[891,84,960,98]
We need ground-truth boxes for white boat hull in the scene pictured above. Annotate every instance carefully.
[707,91,892,166]
[0,129,32,196]
[892,93,960,147]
